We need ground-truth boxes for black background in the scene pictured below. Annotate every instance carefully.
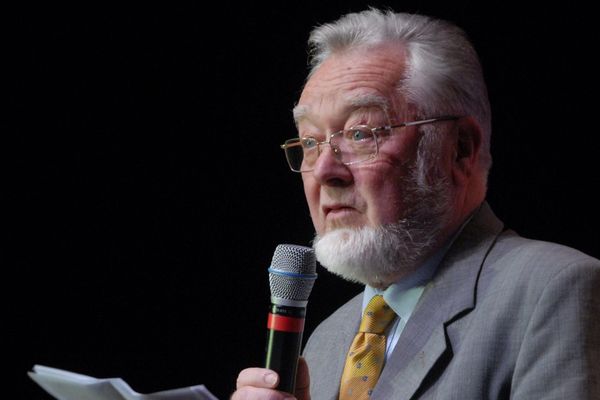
[6,2,599,399]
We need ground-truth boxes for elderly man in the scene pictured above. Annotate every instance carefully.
[233,8,600,400]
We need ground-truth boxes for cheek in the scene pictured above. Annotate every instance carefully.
[359,164,410,225]
[365,185,402,224]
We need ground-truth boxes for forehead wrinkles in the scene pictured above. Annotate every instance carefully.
[293,93,390,125]
[304,63,400,99]
[307,47,405,91]
[296,47,407,125]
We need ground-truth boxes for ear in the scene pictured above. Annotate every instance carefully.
[451,116,483,186]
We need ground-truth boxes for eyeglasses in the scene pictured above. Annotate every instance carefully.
[280,116,460,172]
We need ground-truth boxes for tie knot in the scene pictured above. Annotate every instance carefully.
[359,295,396,334]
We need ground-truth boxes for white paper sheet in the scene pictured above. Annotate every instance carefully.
[28,365,219,400]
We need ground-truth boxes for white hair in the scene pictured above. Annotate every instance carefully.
[307,8,493,174]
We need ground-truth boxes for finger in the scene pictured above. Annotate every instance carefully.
[236,368,279,389]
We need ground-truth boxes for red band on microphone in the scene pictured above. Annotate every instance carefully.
[267,313,305,333]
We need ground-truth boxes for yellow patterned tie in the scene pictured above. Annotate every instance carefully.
[339,295,396,400]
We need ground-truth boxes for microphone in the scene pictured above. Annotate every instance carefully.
[265,244,317,394]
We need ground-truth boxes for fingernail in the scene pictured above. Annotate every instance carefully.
[264,372,277,385]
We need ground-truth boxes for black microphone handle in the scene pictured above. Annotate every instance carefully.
[265,303,306,394]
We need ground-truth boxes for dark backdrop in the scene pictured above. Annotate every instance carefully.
[7,2,599,399]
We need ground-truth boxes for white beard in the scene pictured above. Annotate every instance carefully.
[313,159,452,289]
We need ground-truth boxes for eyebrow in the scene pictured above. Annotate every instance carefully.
[292,94,391,126]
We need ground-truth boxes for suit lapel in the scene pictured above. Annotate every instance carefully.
[373,202,504,399]
[308,293,362,400]
[329,297,361,400]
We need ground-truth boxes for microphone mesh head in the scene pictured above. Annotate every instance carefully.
[269,244,317,302]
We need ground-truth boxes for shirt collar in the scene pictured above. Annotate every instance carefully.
[362,245,443,321]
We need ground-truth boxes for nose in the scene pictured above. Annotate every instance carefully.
[311,144,353,186]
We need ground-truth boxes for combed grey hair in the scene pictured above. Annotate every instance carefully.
[306,8,493,174]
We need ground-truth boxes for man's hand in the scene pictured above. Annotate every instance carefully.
[231,357,310,400]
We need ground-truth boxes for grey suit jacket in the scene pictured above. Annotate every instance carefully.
[303,203,600,399]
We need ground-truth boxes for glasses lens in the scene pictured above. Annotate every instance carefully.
[283,139,305,172]
[282,126,379,172]
[336,126,377,164]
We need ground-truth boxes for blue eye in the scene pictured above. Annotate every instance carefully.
[301,137,318,149]
[347,128,372,141]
